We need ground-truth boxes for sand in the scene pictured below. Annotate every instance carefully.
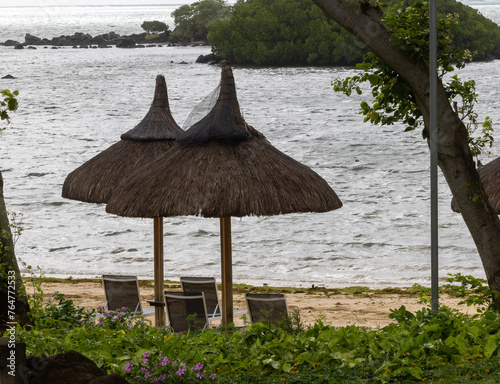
[23,279,475,328]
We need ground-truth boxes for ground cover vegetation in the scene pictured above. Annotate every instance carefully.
[8,273,500,383]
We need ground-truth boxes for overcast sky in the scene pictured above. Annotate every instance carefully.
[1,0,192,6]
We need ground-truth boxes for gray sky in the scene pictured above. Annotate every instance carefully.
[1,0,191,6]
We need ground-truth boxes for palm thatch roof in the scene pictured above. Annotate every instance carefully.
[62,75,182,204]
[451,157,500,214]
[106,61,342,218]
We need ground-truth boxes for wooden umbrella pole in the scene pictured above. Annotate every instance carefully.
[220,216,233,326]
[154,217,165,327]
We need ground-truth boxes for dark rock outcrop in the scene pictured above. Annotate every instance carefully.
[26,350,129,384]
[1,74,16,79]
[24,33,42,45]
[3,40,20,46]
[116,38,136,48]
[196,53,223,65]
[89,374,130,384]
[5,30,205,49]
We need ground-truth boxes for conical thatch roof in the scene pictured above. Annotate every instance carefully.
[62,75,183,204]
[451,157,500,214]
[106,61,342,218]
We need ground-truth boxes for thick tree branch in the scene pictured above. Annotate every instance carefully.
[313,0,500,309]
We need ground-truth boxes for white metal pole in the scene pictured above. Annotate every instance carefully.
[430,0,439,313]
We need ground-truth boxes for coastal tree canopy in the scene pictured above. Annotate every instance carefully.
[140,20,169,35]
[312,0,500,309]
[171,0,231,42]
[206,0,500,66]
[208,0,366,65]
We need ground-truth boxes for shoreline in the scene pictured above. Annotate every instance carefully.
[23,277,474,329]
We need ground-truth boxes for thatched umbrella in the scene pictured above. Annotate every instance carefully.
[106,61,343,325]
[451,157,500,214]
[62,75,183,326]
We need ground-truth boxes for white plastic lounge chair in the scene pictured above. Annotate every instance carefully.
[102,275,154,317]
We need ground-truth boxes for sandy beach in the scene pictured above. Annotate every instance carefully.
[23,279,473,328]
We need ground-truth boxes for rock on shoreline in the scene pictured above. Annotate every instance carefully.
[1,31,209,49]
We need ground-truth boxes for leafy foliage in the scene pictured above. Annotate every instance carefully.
[209,0,366,65]
[433,0,500,60]
[442,273,500,314]
[140,20,169,35]
[8,274,500,383]
[206,0,500,66]
[0,89,18,131]
[332,0,493,165]
[1,93,20,294]
[171,0,231,41]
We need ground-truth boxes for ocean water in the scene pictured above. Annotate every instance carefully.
[0,3,499,288]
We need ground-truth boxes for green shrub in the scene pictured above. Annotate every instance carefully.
[10,273,500,383]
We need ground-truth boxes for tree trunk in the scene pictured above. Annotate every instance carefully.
[312,0,500,309]
[0,171,30,332]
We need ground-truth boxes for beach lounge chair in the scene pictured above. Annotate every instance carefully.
[164,291,209,332]
[102,275,154,317]
[180,276,246,325]
[245,293,289,326]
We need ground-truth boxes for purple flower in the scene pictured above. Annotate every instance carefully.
[193,363,203,371]
[176,367,187,376]
[143,351,150,358]
[196,372,203,378]
[124,363,132,372]
[162,357,170,366]
[209,373,217,379]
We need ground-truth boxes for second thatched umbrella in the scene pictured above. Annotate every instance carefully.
[62,75,183,326]
[106,61,343,325]
[451,157,500,214]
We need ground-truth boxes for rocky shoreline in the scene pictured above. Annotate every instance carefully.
[1,31,223,64]
[2,31,205,50]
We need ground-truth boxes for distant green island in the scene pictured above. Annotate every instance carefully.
[169,0,500,66]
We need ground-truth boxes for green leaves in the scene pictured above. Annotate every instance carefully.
[12,280,500,383]
[140,20,169,35]
[209,0,366,65]
[172,0,231,41]
[1,89,19,130]
[332,0,493,164]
